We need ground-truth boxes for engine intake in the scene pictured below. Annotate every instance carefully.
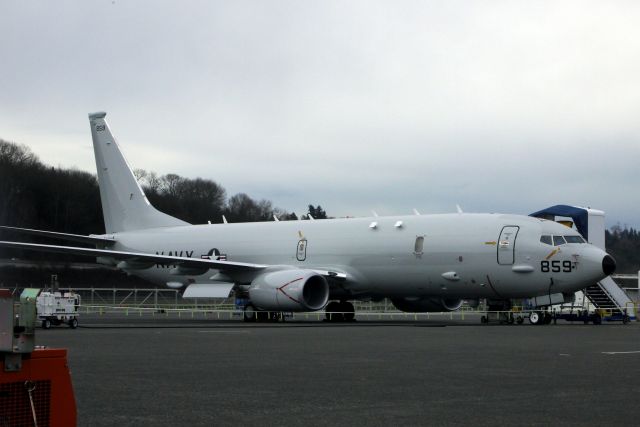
[249,269,329,311]
[391,297,463,313]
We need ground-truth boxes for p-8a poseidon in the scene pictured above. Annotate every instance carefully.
[0,112,616,322]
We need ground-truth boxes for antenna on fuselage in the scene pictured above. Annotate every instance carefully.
[413,208,420,216]
[308,215,315,220]
[371,210,379,217]
[456,205,463,214]
[222,215,228,224]
[273,215,280,222]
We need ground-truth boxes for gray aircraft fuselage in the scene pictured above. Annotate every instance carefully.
[110,212,608,301]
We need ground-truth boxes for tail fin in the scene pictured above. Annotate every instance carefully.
[88,112,189,233]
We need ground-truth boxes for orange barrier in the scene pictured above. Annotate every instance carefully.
[0,348,77,427]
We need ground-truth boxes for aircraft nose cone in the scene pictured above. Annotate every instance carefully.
[602,255,616,276]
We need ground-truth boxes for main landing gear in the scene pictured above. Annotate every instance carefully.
[325,301,355,322]
[242,304,284,322]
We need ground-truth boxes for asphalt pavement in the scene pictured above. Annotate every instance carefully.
[38,315,640,426]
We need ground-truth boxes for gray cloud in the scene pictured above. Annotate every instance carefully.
[1,0,638,226]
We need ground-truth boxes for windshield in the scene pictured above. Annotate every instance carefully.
[564,235,586,244]
[540,235,552,245]
[553,235,566,246]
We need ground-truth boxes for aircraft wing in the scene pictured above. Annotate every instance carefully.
[0,241,266,273]
[0,226,115,245]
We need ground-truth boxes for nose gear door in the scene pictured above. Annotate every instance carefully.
[497,226,519,265]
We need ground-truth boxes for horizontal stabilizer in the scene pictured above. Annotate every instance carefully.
[0,226,115,245]
[0,241,266,273]
[183,283,235,298]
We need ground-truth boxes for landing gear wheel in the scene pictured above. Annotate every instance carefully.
[480,315,488,324]
[341,301,355,322]
[623,315,630,324]
[243,304,257,322]
[268,311,282,322]
[529,312,541,325]
[593,313,602,325]
[582,311,589,324]
[516,316,524,324]
[543,312,553,325]
[325,301,344,322]
[42,319,51,329]
[68,318,78,329]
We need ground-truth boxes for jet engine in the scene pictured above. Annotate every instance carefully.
[390,297,463,313]
[249,269,329,311]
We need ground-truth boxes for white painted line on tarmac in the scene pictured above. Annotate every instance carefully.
[602,350,640,355]
[559,354,571,357]
[198,330,250,333]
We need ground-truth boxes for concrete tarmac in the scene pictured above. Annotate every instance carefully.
[38,315,640,426]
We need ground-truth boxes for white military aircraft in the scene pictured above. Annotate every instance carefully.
[0,112,616,323]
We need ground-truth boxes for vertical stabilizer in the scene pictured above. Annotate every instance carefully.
[88,112,189,233]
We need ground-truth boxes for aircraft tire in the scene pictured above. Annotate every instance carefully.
[516,316,524,324]
[268,311,281,322]
[480,315,488,324]
[593,314,602,325]
[42,319,51,329]
[243,304,257,322]
[528,312,541,325]
[341,301,355,322]
[543,313,552,325]
[623,315,630,325]
[325,301,344,322]
[69,318,78,329]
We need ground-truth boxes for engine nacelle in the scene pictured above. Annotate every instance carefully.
[249,269,329,311]
[391,297,463,313]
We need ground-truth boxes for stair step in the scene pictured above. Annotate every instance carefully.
[582,283,623,312]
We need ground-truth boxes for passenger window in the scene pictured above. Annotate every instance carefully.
[553,235,566,246]
[564,235,585,244]
[540,235,552,245]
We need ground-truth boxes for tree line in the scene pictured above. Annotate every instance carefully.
[0,138,326,261]
[606,227,640,274]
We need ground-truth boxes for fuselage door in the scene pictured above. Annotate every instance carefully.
[497,226,519,265]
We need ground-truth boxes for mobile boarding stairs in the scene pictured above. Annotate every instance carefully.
[531,205,636,322]
[583,276,635,322]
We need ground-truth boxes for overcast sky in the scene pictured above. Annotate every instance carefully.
[1,1,639,227]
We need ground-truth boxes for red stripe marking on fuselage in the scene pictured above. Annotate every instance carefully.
[278,277,304,304]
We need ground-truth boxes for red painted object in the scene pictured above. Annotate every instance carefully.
[0,348,77,427]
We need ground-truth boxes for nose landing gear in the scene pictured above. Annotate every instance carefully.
[528,311,554,325]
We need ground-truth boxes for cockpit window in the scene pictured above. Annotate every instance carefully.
[564,235,585,244]
[553,235,566,246]
[540,235,552,245]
